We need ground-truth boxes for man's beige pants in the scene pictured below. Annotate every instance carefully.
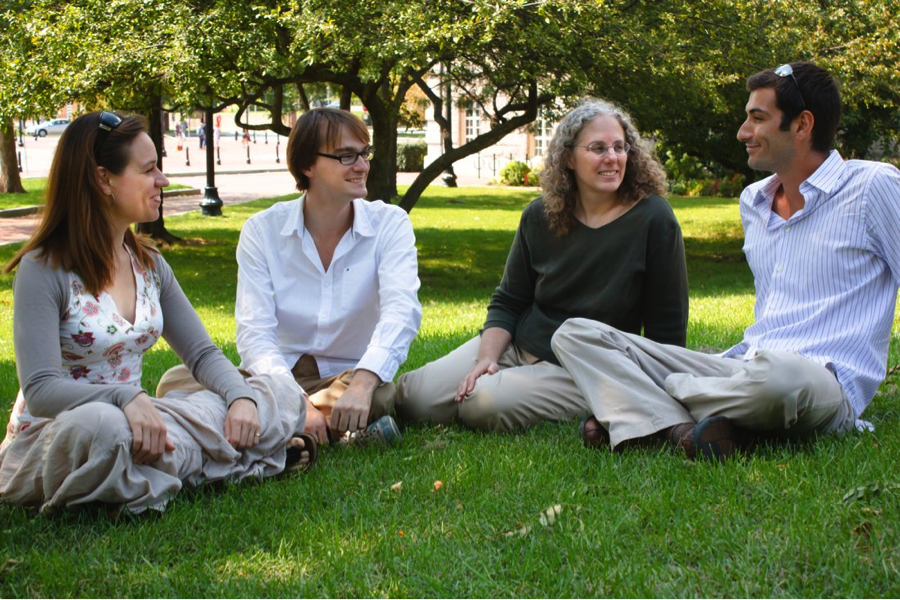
[395,336,590,431]
[157,355,395,427]
[551,318,856,448]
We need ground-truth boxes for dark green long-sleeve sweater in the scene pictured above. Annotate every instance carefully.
[484,195,689,364]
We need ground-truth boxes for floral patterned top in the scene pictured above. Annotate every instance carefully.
[15,247,163,432]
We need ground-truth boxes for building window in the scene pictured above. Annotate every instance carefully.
[534,106,554,158]
[465,105,482,142]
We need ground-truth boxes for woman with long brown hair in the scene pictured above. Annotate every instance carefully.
[396,98,689,436]
[0,111,313,513]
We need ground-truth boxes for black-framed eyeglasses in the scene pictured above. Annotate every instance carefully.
[317,147,372,166]
[93,111,123,157]
[774,64,807,109]
[569,141,630,157]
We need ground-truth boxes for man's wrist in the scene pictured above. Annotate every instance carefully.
[349,369,381,394]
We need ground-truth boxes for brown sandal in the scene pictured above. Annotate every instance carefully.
[284,433,318,473]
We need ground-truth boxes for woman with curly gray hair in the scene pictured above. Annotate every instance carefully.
[396,98,688,436]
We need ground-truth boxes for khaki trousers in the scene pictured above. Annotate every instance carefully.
[395,336,589,431]
[156,356,395,425]
[0,373,304,512]
[551,318,856,448]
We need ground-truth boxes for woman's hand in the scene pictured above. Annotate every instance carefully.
[122,392,175,464]
[4,390,26,439]
[455,327,511,402]
[224,398,260,449]
[455,359,500,402]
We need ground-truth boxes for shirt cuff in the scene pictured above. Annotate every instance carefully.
[243,355,294,378]
[356,346,397,384]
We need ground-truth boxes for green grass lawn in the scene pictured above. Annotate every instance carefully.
[0,179,191,211]
[1,188,899,597]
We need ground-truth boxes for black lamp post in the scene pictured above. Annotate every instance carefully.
[199,107,223,216]
[441,66,458,187]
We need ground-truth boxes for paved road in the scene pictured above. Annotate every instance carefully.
[2,137,492,245]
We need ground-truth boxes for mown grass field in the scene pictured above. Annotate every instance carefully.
[1,187,899,597]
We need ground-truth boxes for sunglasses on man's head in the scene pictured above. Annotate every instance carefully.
[774,64,807,110]
[94,111,123,157]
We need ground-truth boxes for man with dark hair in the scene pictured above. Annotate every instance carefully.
[159,108,422,446]
[554,62,900,460]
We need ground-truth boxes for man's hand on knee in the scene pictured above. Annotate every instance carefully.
[330,369,380,433]
[304,400,330,445]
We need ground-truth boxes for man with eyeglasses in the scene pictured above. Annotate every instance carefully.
[158,108,422,447]
[554,62,900,460]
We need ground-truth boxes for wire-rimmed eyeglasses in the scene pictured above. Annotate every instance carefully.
[317,147,372,166]
[774,64,807,109]
[569,141,630,157]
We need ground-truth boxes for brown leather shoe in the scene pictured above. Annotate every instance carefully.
[668,416,740,461]
[580,417,611,450]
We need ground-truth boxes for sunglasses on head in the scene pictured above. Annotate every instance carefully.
[93,111,123,158]
[774,64,807,110]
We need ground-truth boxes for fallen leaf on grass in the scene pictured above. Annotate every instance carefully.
[841,481,900,504]
[539,504,562,527]
[503,504,563,537]
[0,559,21,575]
[853,521,874,538]
[433,480,443,492]
[391,481,403,492]
[422,439,448,451]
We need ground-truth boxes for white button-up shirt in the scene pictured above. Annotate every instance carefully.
[723,151,900,417]
[235,195,422,384]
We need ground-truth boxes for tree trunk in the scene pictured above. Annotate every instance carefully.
[0,117,26,194]
[366,102,399,203]
[399,83,546,212]
[135,93,182,244]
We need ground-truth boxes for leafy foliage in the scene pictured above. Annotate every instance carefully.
[397,141,427,172]
[498,160,531,186]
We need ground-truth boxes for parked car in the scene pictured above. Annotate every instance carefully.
[27,118,70,137]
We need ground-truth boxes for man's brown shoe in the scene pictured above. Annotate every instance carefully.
[669,416,740,461]
[580,417,611,450]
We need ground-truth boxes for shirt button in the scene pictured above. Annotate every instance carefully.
[784,226,791,233]
[776,265,783,273]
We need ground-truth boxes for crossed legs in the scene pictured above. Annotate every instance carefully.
[551,318,855,450]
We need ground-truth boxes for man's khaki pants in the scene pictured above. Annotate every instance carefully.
[156,355,395,426]
[395,336,590,431]
[551,318,856,449]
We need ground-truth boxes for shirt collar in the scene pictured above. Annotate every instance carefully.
[279,194,308,237]
[749,149,846,213]
[278,195,376,239]
[802,149,846,195]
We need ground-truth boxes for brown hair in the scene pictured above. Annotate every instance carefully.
[746,62,842,154]
[286,108,370,191]
[540,98,667,236]
[4,111,157,293]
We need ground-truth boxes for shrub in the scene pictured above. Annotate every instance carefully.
[679,173,746,198]
[686,179,707,197]
[717,173,746,198]
[397,141,427,172]
[664,151,708,183]
[499,161,531,186]
[526,169,541,188]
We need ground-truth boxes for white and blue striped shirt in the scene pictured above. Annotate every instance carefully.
[723,151,900,418]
